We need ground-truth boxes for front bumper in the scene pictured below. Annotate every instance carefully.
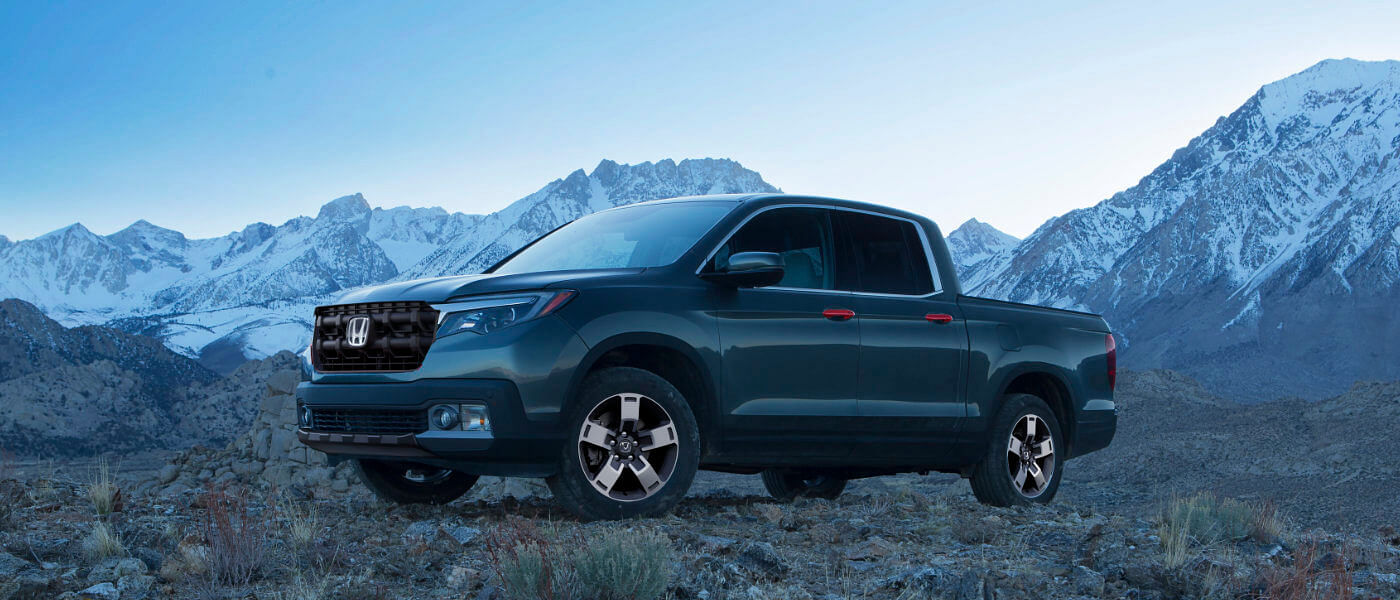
[295,378,567,477]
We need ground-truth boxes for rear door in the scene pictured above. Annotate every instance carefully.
[834,210,967,455]
[706,207,859,458]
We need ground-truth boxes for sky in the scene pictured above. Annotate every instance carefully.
[2,1,1399,242]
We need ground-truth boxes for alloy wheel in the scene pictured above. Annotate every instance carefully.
[1006,414,1055,498]
[576,392,680,501]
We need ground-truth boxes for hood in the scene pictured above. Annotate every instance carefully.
[332,269,645,304]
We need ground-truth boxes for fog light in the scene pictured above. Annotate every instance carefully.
[463,404,491,432]
[299,405,313,429]
[430,405,461,430]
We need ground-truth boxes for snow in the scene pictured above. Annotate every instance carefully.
[0,158,777,361]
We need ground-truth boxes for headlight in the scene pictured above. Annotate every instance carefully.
[433,290,576,338]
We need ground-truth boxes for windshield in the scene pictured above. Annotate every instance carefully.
[491,201,737,275]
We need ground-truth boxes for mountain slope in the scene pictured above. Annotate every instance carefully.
[401,158,779,278]
[0,298,260,456]
[966,58,1400,400]
[0,158,776,370]
[945,219,1019,279]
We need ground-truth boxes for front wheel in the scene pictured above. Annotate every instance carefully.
[354,459,479,505]
[968,394,1065,507]
[761,469,847,502]
[547,367,700,521]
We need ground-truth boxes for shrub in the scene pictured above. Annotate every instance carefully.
[88,458,122,517]
[84,520,127,561]
[1261,541,1353,600]
[486,518,579,600]
[1159,492,1287,570]
[574,528,672,600]
[201,485,270,585]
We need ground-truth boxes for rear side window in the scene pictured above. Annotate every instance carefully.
[838,211,936,295]
[711,208,834,290]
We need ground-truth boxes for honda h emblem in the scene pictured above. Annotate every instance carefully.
[345,316,371,347]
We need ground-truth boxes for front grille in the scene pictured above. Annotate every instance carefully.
[313,301,439,372]
[308,408,427,435]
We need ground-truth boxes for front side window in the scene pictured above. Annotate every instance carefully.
[710,207,835,290]
[838,211,936,295]
[492,201,736,275]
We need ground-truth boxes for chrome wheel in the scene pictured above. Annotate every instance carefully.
[576,392,680,502]
[1007,414,1055,498]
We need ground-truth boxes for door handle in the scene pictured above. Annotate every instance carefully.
[822,308,856,321]
[925,313,954,324]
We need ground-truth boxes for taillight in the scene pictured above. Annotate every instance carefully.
[1105,333,1117,391]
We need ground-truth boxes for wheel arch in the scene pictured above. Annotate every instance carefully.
[993,366,1077,457]
[567,332,719,455]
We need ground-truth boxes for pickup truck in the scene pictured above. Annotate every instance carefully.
[296,194,1117,520]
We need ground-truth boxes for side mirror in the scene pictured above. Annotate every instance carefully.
[701,251,785,288]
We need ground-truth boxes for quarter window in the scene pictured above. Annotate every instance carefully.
[711,208,834,290]
[838,212,936,295]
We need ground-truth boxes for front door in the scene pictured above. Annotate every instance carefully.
[706,207,859,458]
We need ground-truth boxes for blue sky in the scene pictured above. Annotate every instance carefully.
[2,1,1398,241]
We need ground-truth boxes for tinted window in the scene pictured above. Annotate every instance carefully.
[711,208,834,290]
[839,212,935,295]
[493,202,735,275]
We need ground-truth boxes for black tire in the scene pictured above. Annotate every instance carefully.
[968,394,1065,507]
[354,459,479,505]
[760,469,847,502]
[547,367,700,521]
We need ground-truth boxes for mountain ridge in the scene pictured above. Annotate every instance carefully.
[0,158,778,371]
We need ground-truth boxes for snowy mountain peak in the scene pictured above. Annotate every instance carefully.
[316,193,373,221]
[964,58,1400,401]
[1254,58,1400,135]
[399,157,778,279]
[946,219,1019,277]
[0,157,778,372]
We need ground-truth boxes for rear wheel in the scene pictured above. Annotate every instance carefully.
[968,394,1064,507]
[547,367,700,521]
[354,459,479,505]
[761,469,847,502]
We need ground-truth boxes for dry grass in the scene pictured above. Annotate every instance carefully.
[201,485,271,586]
[574,528,672,600]
[87,457,122,517]
[1159,492,1285,569]
[83,520,127,561]
[1260,541,1353,600]
[278,492,319,551]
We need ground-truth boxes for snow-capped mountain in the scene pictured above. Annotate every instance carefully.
[401,158,778,278]
[0,159,776,371]
[945,219,1019,278]
[965,58,1400,400]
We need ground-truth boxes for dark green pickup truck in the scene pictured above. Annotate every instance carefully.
[296,194,1117,520]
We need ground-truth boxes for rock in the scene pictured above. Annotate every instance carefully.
[0,551,31,578]
[405,521,439,541]
[955,570,990,600]
[844,536,895,561]
[157,464,179,484]
[734,541,789,579]
[86,557,146,584]
[117,574,156,599]
[695,534,737,553]
[266,370,301,396]
[447,526,481,546]
[1068,565,1106,596]
[881,566,954,591]
[75,582,120,600]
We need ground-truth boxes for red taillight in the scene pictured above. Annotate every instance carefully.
[1105,333,1117,391]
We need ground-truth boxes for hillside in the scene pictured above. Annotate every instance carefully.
[964,59,1400,400]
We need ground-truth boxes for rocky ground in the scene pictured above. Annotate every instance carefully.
[2,368,1399,598]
